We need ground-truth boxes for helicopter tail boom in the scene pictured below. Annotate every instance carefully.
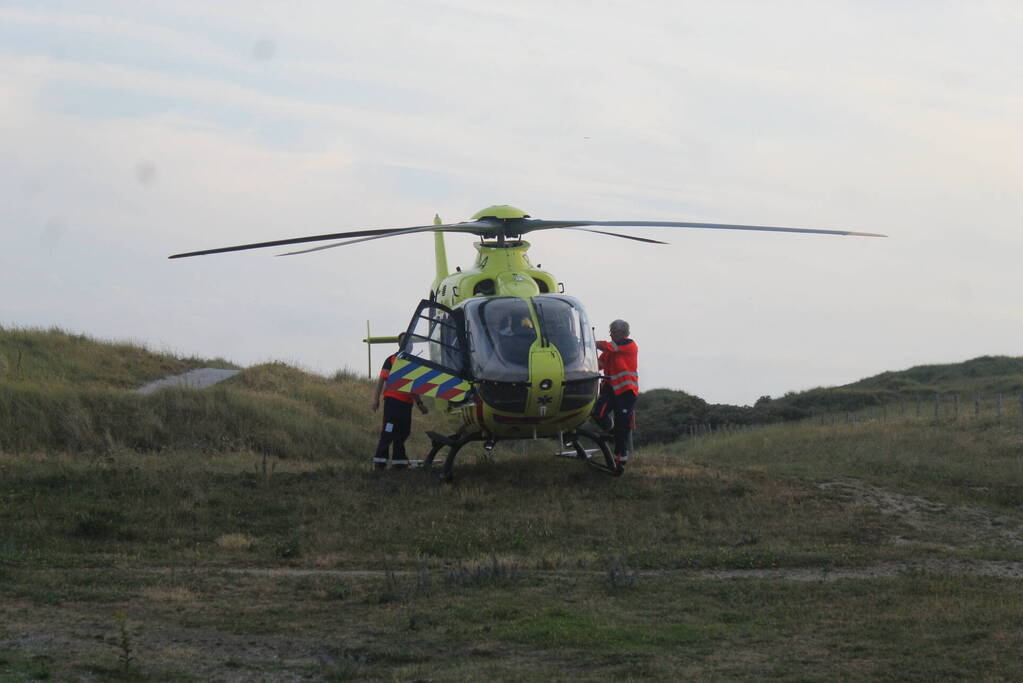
[433,214,449,291]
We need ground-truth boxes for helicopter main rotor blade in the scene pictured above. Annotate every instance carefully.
[518,219,885,238]
[279,220,672,254]
[280,222,671,254]
[169,213,883,260]
[278,220,498,256]
[560,227,669,244]
[168,228,406,259]
[168,220,496,259]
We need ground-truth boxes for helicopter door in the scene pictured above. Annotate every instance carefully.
[385,300,472,402]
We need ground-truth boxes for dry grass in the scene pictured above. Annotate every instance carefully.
[214,533,256,550]
[139,585,201,602]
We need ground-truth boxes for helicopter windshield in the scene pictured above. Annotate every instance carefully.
[463,297,537,382]
[533,294,599,380]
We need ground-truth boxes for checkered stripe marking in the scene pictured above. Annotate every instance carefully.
[385,358,471,400]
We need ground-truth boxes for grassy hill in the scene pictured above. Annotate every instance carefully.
[636,354,1023,446]
[5,323,1020,452]
[771,355,1023,414]
[7,323,1019,451]
[0,325,443,459]
[0,325,235,388]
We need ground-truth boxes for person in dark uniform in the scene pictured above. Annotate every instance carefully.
[372,334,427,470]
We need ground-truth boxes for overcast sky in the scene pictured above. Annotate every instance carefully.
[3,1,1022,404]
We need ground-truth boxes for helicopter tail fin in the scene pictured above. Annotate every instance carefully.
[433,213,449,289]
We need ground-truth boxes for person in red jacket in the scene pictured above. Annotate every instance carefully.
[372,334,427,470]
[595,319,638,466]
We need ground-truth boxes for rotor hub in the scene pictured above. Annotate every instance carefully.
[471,205,530,220]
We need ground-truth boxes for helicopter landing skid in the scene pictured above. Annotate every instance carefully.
[569,428,624,477]
[555,448,597,458]
[422,428,623,482]
[423,430,483,483]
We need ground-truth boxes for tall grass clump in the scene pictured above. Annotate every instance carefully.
[0,328,408,460]
[0,375,380,460]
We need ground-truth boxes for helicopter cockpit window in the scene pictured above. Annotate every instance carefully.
[462,297,536,382]
[534,295,599,381]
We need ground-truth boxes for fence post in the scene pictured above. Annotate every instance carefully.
[954,394,959,420]
[998,394,1003,418]
[974,393,980,418]
[934,393,940,419]
[916,396,922,418]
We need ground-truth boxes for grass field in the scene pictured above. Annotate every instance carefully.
[4,565,1021,681]
[2,328,1022,680]
[3,419,1023,680]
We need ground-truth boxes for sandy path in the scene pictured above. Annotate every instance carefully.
[135,368,241,394]
[57,561,1023,581]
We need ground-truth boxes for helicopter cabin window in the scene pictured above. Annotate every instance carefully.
[533,295,599,381]
[462,297,536,382]
[403,302,465,375]
[472,279,495,296]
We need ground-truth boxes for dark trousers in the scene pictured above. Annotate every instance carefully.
[611,390,637,460]
[592,383,615,431]
[374,397,412,466]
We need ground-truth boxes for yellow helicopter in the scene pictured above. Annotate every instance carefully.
[170,204,883,480]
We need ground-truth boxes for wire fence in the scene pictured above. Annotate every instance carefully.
[810,392,1023,426]
[679,391,1023,441]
